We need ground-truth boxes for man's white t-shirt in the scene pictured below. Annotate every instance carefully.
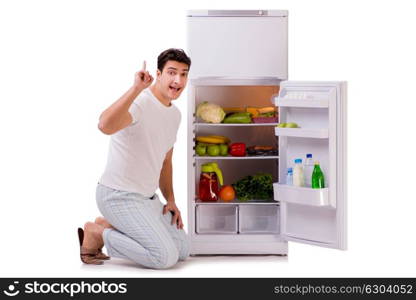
[99,88,181,197]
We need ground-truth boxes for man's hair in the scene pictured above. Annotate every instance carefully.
[157,48,191,72]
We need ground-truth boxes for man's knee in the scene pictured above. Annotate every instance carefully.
[148,244,179,269]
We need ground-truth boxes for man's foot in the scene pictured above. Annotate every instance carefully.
[83,222,105,250]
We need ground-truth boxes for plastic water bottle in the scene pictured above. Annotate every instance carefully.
[293,159,305,187]
[304,153,314,187]
[286,167,293,185]
[311,161,325,189]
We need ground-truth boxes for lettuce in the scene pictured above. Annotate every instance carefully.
[232,173,273,202]
[196,101,226,124]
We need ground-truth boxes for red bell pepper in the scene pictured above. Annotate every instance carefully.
[229,143,246,157]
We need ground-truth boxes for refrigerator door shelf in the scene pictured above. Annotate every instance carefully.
[277,83,335,106]
[275,97,329,108]
[273,183,333,208]
[275,127,329,139]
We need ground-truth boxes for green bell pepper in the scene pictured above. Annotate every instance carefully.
[223,112,252,124]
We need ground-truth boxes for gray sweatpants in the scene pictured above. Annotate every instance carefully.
[96,183,190,269]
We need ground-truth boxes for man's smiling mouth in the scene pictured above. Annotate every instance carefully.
[169,86,181,92]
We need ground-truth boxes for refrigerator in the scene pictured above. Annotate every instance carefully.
[186,10,347,255]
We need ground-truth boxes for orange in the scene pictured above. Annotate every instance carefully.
[219,185,235,202]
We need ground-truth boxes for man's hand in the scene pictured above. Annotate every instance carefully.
[163,201,184,229]
[134,61,153,91]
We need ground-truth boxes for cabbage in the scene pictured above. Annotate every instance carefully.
[196,101,226,123]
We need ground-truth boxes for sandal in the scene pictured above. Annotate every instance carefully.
[77,228,104,265]
[78,228,110,261]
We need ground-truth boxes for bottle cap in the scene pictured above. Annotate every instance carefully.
[306,153,312,158]
[294,159,302,164]
[314,161,320,165]
[287,167,293,173]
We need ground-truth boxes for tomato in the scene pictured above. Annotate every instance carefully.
[219,185,235,202]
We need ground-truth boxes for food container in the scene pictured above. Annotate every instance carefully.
[252,116,278,123]
[198,162,224,202]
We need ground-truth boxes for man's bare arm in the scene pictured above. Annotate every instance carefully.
[159,148,184,229]
[159,147,175,203]
[98,61,153,135]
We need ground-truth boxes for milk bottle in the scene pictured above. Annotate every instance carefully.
[293,158,305,187]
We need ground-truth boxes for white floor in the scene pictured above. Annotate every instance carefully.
[77,255,289,277]
[3,238,416,278]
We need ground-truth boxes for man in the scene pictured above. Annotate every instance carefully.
[78,48,191,269]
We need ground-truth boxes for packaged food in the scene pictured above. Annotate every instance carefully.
[252,116,278,123]
[246,145,278,156]
[257,107,275,114]
[251,107,278,123]
[246,107,260,118]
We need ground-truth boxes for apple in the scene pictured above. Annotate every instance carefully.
[207,144,220,156]
[219,144,228,156]
[195,144,207,156]
[285,122,299,128]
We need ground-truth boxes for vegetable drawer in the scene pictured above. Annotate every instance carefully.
[238,204,280,234]
[196,205,238,234]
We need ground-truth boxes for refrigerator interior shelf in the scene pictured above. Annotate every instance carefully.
[275,97,329,108]
[195,199,279,205]
[273,183,332,208]
[194,155,279,160]
[275,127,329,138]
[195,122,279,127]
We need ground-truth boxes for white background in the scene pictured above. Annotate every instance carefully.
[1,0,415,277]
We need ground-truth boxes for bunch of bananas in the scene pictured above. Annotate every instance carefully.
[195,135,230,144]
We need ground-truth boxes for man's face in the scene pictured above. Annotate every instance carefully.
[156,60,189,100]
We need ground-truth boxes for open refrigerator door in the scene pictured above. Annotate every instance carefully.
[274,81,347,250]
